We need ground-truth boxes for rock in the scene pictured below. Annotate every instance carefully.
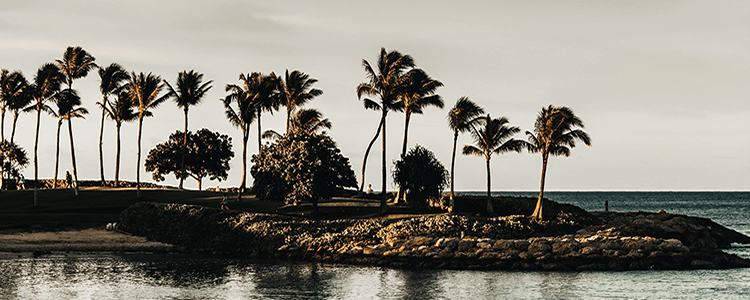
[458,239,474,252]
[528,241,552,256]
[477,242,493,249]
[578,246,600,255]
[492,240,514,250]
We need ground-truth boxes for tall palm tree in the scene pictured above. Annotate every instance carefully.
[50,89,88,196]
[223,79,257,201]
[104,90,138,187]
[262,108,332,140]
[163,70,213,189]
[356,47,415,212]
[526,105,591,221]
[24,63,62,204]
[462,114,525,214]
[393,68,443,202]
[56,46,97,91]
[3,71,30,143]
[278,69,323,134]
[0,70,27,141]
[97,63,129,185]
[126,72,167,198]
[447,97,484,212]
[252,73,280,150]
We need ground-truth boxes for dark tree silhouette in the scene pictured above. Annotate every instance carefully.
[104,90,138,187]
[446,97,484,212]
[50,89,88,195]
[526,105,591,221]
[1,70,28,142]
[0,140,29,193]
[126,72,167,198]
[224,75,258,201]
[97,63,129,184]
[262,108,332,140]
[278,69,322,134]
[145,128,233,191]
[163,70,213,189]
[462,114,525,214]
[356,47,415,212]
[392,145,448,209]
[24,63,63,205]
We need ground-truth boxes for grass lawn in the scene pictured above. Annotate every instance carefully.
[0,187,280,231]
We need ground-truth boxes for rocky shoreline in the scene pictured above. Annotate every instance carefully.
[118,202,750,271]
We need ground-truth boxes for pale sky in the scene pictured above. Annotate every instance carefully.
[0,0,747,191]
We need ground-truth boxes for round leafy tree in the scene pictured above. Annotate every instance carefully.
[0,140,29,190]
[251,132,357,212]
[392,145,449,208]
[145,128,233,190]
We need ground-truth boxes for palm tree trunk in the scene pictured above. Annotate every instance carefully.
[178,109,188,189]
[98,104,106,184]
[33,108,40,206]
[359,118,383,196]
[136,116,143,198]
[10,112,18,143]
[257,110,262,151]
[238,124,248,202]
[486,156,493,214]
[450,131,458,212]
[1,107,5,141]
[395,112,412,203]
[531,152,549,221]
[286,107,292,135]
[380,111,388,213]
[115,123,121,187]
[67,119,79,196]
[53,121,61,189]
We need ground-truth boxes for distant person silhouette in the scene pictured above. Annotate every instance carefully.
[367,184,373,194]
[220,194,229,210]
[65,171,72,189]
[18,174,25,190]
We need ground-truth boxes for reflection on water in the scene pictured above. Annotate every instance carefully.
[1,253,749,299]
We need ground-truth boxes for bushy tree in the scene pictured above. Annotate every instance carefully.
[145,128,233,190]
[0,140,29,191]
[392,145,449,209]
[251,132,357,212]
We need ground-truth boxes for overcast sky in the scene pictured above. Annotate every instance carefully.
[0,0,747,191]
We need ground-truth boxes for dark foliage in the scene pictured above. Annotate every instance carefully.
[251,132,357,210]
[0,140,29,185]
[392,145,449,208]
[145,128,233,190]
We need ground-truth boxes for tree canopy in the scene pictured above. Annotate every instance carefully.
[392,145,449,209]
[145,128,234,190]
[251,132,356,211]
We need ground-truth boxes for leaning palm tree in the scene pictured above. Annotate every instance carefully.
[4,72,30,143]
[50,89,88,196]
[223,79,257,201]
[104,90,138,187]
[278,69,323,134]
[126,72,167,198]
[356,47,415,212]
[526,105,591,221]
[97,63,129,184]
[262,108,332,140]
[446,97,484,212]
[56,46,97,91]
[462,114,525,214]
[0,70,27,141]
[163,70,213,189]
[393,68,443,202]
[23,63,62,204]
[252,73,280,150]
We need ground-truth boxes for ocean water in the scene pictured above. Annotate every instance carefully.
[1,192,749,300]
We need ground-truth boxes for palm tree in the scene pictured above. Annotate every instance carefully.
[163,70,213,189]
[462,114,525,214]
[50,89,88,196]
[447,97,484,212]
[1,70,27,141]
[262,108,332,140]
[56,46,97,91]
[24,63,63,204]
[223,78,257,201]
[105,90,138,187]
[126,72,167,198]
[252,73,280,150]
[3,71,30,143]
[97,63,129,184]
[356,47,415,212]
[526,105,591,221]
[393,68,443,202]
[278,69,323,134]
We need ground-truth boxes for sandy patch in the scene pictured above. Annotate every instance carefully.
[0,229,179,253]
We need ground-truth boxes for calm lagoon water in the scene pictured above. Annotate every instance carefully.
[1,192,749,299]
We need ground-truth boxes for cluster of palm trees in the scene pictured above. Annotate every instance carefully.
[222,69,326,201]
[0,46,217,203]
[358,48,591,220]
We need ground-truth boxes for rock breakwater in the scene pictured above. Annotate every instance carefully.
[119,202,750,271]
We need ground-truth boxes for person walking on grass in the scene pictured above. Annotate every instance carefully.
[65,171,72,189]
[18,174,25,190]
[220,194,229,210]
